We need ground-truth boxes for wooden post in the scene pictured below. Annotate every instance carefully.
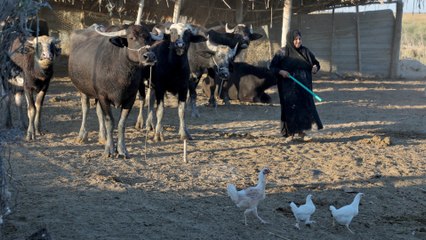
[173,0,182,23]
[355,4,362,76]
[390,0,403,78]
[329,7,335,73]
[236,0,243,23]
[262,25,273,63]
[135,0,145,25]
[281,0,292,47]
[183,139,187,163]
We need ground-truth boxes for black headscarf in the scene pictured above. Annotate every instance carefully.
[281,30,314,72]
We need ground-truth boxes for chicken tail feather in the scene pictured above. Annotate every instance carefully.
[227,184,239,204]
[290,202,298,212]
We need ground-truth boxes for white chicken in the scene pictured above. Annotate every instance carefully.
[329,192,364,234]
[290,194,316,229]
[227,167,271,225]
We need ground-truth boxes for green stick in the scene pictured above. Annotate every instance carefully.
[288,74,323,102]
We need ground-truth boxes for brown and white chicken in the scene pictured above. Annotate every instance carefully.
[227,167,271,225]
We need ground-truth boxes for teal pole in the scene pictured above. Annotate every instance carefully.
[288,74,323,102]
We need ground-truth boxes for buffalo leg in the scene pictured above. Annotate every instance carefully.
[34,90,46,136]
[135,96,144,129]
[153,100,164,142]
[188,77,200,118]
[14,91,26,129]
[99,99,115,158]
[3,93,12,128]
[145,88,155,131]
[117,108,130,159]
[24,89,36,141]
[76,93,89,143]
[135,90,145,129]
[96,101,106,144]
[178,101,192,140]
[208,84,217,108]
[218,79,230,105]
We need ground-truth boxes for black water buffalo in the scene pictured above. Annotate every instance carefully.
[68,23,158,158]
[8,34,61,140]
[196,23,264,107]
[187,32,239,117]
[202,62,277,104]
[5,18,51,130]
[143,23,207,141]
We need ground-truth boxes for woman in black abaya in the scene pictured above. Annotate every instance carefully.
[270,30,323,139]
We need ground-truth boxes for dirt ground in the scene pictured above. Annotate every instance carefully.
[0,71,425,239]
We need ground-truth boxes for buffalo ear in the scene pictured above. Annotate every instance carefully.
[190,35,207,43]
[54,46,62,56]
[109,37,128,48]
[197,50,215,59]
[162,34,171,41]
[53,38,62,56]
[249,33,263,41]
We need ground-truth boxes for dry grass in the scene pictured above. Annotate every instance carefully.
[401,13,426,64]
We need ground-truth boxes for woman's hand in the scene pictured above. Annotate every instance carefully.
[279,70,289,78]
[312,65,318,74]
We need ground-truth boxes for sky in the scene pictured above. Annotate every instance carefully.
[328,0,425,13]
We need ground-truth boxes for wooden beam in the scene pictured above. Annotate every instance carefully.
[390,0,403,78]
[236,0,243,23]
[173,0,182,23]
[330,7,335,73]
[281,0,292,47]
[355,3,362,76]
[135,0,144,25]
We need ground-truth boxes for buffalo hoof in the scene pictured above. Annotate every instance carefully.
[223,98,231,105]
[75,137,88,144]
[154,132,164,142]
[26,134,35,141]
[98,138,106,145]
[207,98,217,108]
[102,150,115,159]
[191,109,200,118]
[116,152,130,159]
[180,130,193,140]
[102,152,112,159]
[135,120,143,130]
[35,130,46,136]
[181,135,192,141]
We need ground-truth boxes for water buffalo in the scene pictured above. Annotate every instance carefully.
[202,62,277,104]
[143,23,207,141]
[191,23,263,108]
[68,23,158,158]
[8,34,61,140]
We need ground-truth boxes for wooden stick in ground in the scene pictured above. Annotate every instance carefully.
[183,139,187,163]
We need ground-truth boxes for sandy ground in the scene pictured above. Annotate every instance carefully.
[0,73,425,239]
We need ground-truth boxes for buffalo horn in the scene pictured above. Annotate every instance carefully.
[205,35,218,51]
[150,27,164,41]
[225,23,234,33]
[94,24,127,37]
[232,42,239,56]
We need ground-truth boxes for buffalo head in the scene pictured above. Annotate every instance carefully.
[165,23,207,56]
[94,24,158,66]
[203,39,238,80]
[27,35,61,70]
[225,23,263,49]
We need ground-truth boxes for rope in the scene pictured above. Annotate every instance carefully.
[127,45,151,53]
[144,66,152,161]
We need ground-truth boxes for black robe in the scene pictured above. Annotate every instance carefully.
[269,31,323,137]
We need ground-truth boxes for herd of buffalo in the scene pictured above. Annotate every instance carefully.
[6,19,280,158]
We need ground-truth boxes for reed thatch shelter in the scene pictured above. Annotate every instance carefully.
[42,0,412,78]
